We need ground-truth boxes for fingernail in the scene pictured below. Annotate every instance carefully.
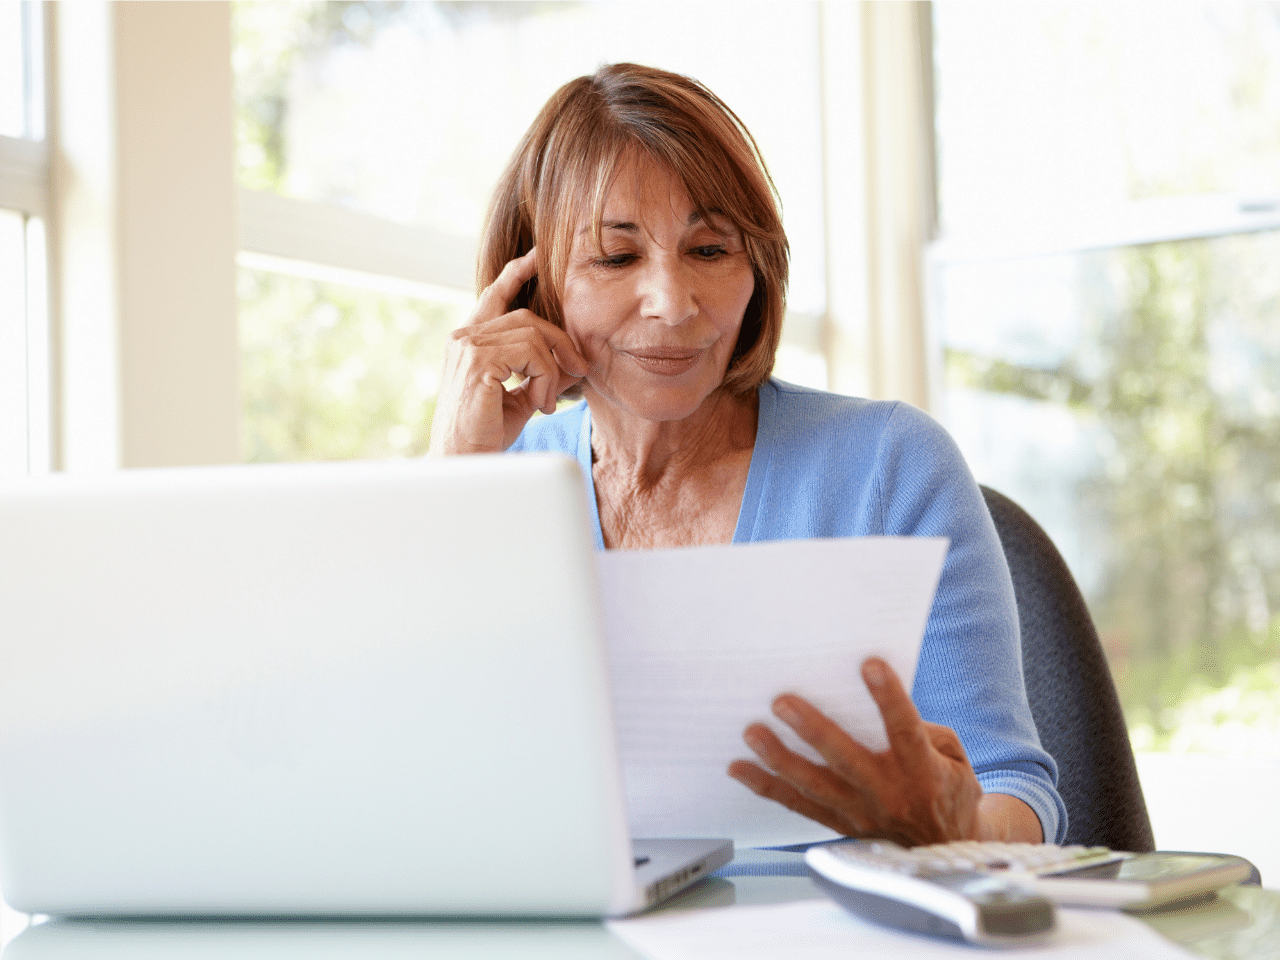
[863,660,887,689]
[743,729,765,752]
[773,700,802,728]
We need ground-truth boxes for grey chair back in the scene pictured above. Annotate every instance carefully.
[980,486,1156,852]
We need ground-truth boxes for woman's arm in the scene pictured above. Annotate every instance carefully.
[978,794,1043,843]
[429,249,586,455]
[876,403,1064,842]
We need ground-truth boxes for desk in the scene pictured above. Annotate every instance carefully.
[3,854,1277,960]
[1143,886,1280,960]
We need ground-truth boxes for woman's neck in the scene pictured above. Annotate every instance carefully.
[585,386,758,490]
[585,386,759,550]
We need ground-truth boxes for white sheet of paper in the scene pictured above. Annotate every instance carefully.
[607,901,1199,960]
[596,537,947,847]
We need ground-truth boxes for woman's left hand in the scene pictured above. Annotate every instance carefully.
[727,657,984,847]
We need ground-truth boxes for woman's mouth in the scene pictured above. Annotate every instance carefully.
[624,348,703,376]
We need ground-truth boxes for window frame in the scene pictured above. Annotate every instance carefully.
[0,134,47,217]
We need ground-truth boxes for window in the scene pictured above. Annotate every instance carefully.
[0,0,50,479]
[231,0,833,463]
[931,2,1280,870]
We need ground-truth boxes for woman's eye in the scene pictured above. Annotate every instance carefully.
[595,253,636,267]
[691,245,728,260]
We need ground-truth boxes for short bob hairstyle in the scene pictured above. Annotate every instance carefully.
[478,63,790,396]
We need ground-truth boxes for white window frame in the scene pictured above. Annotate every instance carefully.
[0,135,47,217]
[37,1,240,472]
[236,186,476,299]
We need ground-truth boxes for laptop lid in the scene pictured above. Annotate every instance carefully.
[0,454,720,917]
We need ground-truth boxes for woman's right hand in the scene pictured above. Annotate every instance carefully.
[429,248,588,455]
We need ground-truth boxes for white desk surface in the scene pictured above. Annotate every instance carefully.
[2,851,1276,960]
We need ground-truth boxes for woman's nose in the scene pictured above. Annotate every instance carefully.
[638,256,697,325]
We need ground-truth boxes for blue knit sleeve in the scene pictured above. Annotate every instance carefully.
[873,403,1068,844]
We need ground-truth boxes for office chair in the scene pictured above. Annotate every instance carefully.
[980,485,1157,853]
[983,486,1262,884]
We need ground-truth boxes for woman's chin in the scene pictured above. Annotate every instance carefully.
[585,378,723,425]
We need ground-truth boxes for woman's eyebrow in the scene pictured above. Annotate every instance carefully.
[576,212,732,235]
[578,221,638,235]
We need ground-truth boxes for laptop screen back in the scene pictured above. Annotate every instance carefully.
[0,454,637,916]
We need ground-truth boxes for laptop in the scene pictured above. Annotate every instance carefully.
[0,453,731,917]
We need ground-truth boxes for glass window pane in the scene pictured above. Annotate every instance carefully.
[0,3,23,137]
[938,229,1280,751]
[934,3,1280,235]
[22,1,44,141]
[238,264,468,463]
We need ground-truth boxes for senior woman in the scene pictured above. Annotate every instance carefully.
[430,63,1066,848]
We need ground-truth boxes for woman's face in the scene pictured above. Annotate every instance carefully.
[560,157,756,424]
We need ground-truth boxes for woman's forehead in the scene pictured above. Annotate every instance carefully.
[585,157,732,231]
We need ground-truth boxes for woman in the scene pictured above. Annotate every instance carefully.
[430,63,1066,847]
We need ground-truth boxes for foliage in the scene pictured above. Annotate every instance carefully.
[1130,656,1280,756]
[239,268,461,463]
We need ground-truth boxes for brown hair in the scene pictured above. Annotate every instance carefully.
[478,63,790,395]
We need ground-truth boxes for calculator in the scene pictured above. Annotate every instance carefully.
[805,841,1057,947]
[808,839,1254,946]
[882,840,1253,909]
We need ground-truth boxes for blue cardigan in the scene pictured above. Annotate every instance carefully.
[510,377,1067,843]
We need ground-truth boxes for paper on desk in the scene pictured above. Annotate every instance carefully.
[596,537,947,847]
[606,901,1199,960]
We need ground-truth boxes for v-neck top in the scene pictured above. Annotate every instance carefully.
[509,377,1067,843]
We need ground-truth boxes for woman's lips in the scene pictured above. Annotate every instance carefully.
[624,347,704,376]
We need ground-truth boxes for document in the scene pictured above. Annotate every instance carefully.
[607,900,1200,960]
[596,537,948,847]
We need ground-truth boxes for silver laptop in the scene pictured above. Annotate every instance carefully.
[0,453,730,917]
